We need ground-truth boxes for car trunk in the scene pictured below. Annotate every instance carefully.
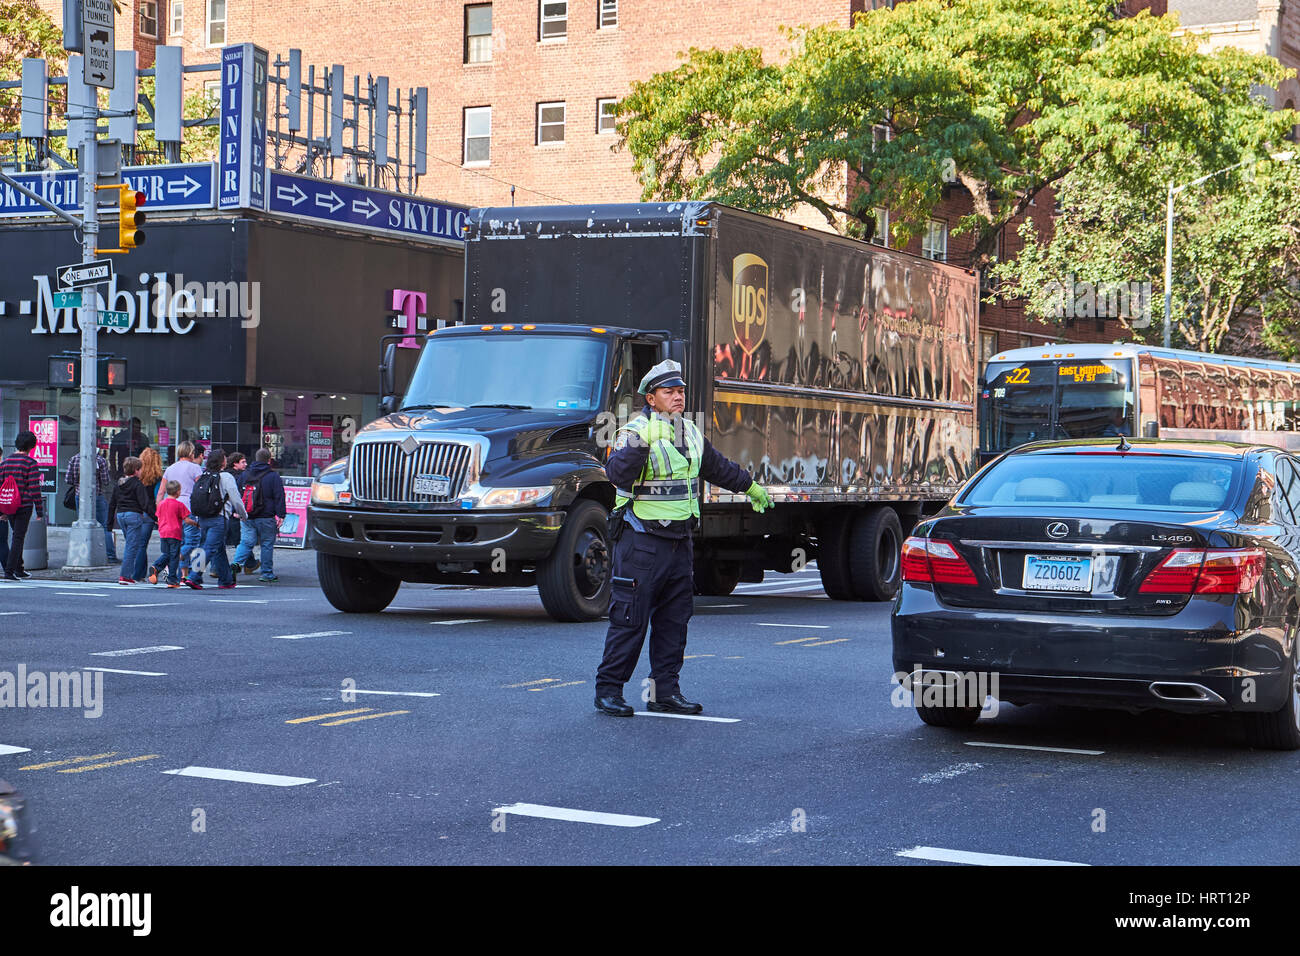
[926,509,1218,616]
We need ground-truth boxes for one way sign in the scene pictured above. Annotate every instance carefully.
[57,259,114,289]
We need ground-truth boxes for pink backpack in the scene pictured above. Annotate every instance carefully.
[0,474,20,515]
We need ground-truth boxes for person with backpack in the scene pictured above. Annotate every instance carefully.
[0,431,46,581]
[232,448,286,583]
[106,456,157,585]
[184,448,247,591]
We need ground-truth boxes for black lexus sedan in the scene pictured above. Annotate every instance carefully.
[891,439,1300,749]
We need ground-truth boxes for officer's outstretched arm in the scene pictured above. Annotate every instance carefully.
[699,439,754,494]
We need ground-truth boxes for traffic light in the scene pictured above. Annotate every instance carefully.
[95,184,146,253]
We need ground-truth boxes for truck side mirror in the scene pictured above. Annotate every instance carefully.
[379,395,398,416]
[1143,421,1160,439]
[380,342,396,398]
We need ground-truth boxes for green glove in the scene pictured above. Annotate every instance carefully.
[645,417,675,444]
[746,482,773,513]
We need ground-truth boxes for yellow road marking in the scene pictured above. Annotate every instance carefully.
[21,752,117,770]
[803,639,850,647]
[319,709,410,726]
[683,654,715,660]
[286,708,373,724]
[526,681,586,692]
[59,754,160,773]
[774,637,819,645]
[504,678,561,688]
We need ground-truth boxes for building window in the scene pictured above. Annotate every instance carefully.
[869,207,888,246]
[139,1,159,37]
[922,219,947,261]
[465,4,492,64]
[597,98,617,134]
[979,330,997,364]
[598,0,617,28]
[464,106,491,165]
[206,0,225,45]
[540,1,567,40]
[537,101,565,144]
[170,0,184,35]
[203,79,220,108]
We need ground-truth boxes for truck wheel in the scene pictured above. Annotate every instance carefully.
[317,551,400,613]
[849,506,903,601]
[537,499,611,622]
[1242,636,1300,750]
[694,557,741,596]
[816,507,857,601]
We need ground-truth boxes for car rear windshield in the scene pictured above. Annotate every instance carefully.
[959,454,1242,511]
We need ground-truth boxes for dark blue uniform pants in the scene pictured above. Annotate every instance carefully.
[595,529,694,700]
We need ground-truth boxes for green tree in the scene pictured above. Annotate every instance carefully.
[0,0,67,140]
[617,0,1297,274]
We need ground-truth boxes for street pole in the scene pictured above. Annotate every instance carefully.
[66,80,106,568]
[1163,182,1174,350]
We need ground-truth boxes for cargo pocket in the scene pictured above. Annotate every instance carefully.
[608,575,639,627]
[629,544,656,569]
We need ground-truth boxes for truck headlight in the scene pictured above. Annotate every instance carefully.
[476,485,553,508]
[311,457,351,506]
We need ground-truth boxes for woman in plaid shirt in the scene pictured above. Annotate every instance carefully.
[0,431,46,580]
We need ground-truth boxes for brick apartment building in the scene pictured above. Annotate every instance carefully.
[30,0,1300,357]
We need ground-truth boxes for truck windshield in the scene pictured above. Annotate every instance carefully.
[402,334,609,412]
[980,359,1135,455]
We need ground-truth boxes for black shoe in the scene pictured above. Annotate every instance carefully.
[14,569,31,579]
[1,572,18,582]
[594,695,634,717]
[647,693,703,715]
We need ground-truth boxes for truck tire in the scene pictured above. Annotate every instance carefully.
[317,551,400,613]
[848,506,903,601]
[537,499,612,622]
[694,557,741,596]
[816,507,857,601]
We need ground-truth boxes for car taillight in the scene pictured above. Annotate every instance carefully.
[900,536,978,586]
[1139,548,1264,594]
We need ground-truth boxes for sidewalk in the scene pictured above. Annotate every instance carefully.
[22,525,320,587]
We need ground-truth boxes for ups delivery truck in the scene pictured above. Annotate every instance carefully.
[308,202,979,621]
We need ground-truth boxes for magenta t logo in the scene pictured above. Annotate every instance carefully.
[391,289,427,349]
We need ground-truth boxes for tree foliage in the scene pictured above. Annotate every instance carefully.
[617,0,1298,276]
[0,0,67,134]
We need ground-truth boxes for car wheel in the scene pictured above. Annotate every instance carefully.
[915,701,983,728]
[317,551,400,613]
[1242,636,1300,751]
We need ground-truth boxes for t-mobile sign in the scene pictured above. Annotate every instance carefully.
[218,43,268,211]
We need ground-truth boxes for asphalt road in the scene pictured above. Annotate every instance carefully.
[1,556,1297,866]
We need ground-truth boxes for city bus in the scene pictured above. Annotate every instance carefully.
[978,343,1300,462]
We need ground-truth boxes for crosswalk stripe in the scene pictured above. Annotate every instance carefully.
[161,766,316,786]
[897,846,1088,867]
[492,802,659,827]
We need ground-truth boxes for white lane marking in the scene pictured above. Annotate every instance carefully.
[699,603,745,608]
[744,583,828,594]
[431,618,488,625]
[735,578,818,591]
[349,689,441,698]
[918,762,983,784]
[965,741,1105,756]
[492,802,659,827]
[389,606,443,611]
[83,667,167,676]
[272,630,351,640]
[56,592,107,597]
[208,599,269,604]
[162,766,316,787]
[115,602,183,608]
[634,711,741,723]
[897,846,1088,867]
[7,580,119,590]
[0,744,32,755]
[756,623,829,629]
[91,645,185,657]
[0,611,29,615]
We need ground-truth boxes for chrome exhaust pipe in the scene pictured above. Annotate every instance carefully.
[1148,682,1225,705]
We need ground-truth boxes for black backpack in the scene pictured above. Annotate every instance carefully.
[191,471,223,519]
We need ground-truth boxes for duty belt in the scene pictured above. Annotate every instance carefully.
[622,477,699,501]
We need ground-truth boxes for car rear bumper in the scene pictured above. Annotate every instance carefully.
[308,504,563,564]
[891,584,1292,713]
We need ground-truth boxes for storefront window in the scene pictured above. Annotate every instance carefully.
[261,389,377,478]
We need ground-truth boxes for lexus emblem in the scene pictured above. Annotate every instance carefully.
[1046,522,1070,539]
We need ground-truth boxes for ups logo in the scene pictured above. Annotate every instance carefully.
[731,253,768,355]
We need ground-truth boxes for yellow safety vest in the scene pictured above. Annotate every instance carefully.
[613,413,704,522]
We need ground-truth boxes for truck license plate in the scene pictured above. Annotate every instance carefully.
[413,474,451,496]
[1022,554,1092,592]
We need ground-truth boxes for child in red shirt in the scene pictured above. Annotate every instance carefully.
[148,480,194,587]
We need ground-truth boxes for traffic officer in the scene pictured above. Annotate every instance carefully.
[594,359,773,716]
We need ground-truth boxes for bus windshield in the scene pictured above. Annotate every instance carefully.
[981,359,1135,455]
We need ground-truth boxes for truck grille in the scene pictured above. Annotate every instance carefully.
[350,440,473,504]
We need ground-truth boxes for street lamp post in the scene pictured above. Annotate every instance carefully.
[1163,151,1295,349]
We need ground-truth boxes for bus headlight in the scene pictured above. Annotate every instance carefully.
[311,457,351,506]
[476,486,553,509]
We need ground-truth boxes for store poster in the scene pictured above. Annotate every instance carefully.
[28,414,58,493]
[277,476,313,549]
[307,424,334,477]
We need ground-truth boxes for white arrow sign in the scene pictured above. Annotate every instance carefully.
[57,259,114,289]
[276,182,307,206]
[315,190,343,214]
[352,197,380,220]
[166,175,202,199]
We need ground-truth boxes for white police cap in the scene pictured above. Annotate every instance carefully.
[638,359,686,394]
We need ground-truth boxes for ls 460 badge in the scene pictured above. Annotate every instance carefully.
[1151,534,1194,542]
